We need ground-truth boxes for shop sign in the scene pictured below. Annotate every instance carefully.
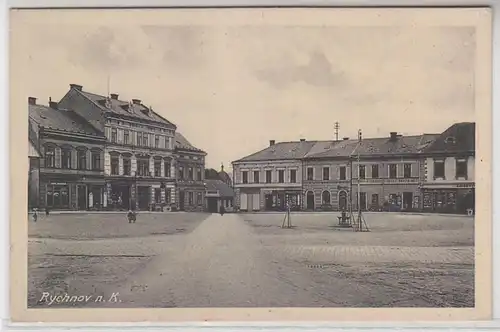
[51,182,67,185]
[456,183,474,188]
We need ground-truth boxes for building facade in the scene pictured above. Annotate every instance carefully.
[205,164,235,213]
[420,123,475,214]
[232,139,316,211]
[28,117,41,209]
[174,132,207,212]
[29,97,107,210]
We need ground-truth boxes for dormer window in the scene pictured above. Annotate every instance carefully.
[445,136,456,144]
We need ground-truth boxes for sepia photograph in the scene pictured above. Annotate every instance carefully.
[9,6,492,322]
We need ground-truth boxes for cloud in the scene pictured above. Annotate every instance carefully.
[255,51,345,88]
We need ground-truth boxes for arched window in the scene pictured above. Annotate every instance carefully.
[322,190,331,205]
[44,144,56,168]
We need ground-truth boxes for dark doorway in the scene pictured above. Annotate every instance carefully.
[265,194,273,210]
[403,192,413,211]
[77,185,87,210]
[306,191,315,210]
[179,190,185,211]
[111,184,130,210]
[207,197,218,213]
[338,190,347,211]
[137,186,150,210]
[359,192,367,211]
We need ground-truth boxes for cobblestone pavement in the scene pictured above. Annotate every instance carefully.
[29,212,474,308]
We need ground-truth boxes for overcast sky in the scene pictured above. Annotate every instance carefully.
[12,9,476,170]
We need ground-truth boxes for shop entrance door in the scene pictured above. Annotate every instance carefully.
[403,192,413,211]
[137,186,150,210]
[77,185,87,210]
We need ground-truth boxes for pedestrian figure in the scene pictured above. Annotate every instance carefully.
[32,208,38,222]
[127,209,137,223]
[219,204,225,216]
[45,206,50,216]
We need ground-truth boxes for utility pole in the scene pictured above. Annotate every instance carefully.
[334,122,340,141]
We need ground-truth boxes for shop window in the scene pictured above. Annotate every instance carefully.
[242,171,248,184]
[290,169,296,183]
[389,164,397,178]
[77,149,87,170]
[266,170,272,183]
[278,170,285,183]
[359,165,366,179]
[154,188,161,203]
[339,166,346,180]
[323,167,330,180]
[123,158,131,175]
[371,164,379,179]
[61,148,72,169]
[434,160,445,178]
[154,160,161,177]
[110,156,119,175]
[44,145,55,168]
[456,159,467,178]
[307,167,314,181]
[46,184,69,209]
[253,171,260,183]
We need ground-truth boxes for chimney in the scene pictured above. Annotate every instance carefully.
[28,97,37,105]
[132,99,141,105]
[390,132,398,140]
[269,140,276,146]
[300,138,305,142]
[70,84,83,91]
[49,99,58,109]
[110,93,119,100]
[343,137,349,141]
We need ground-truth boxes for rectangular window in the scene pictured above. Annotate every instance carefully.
[307,167,314,181]
[137,132,142,146]
[404,163,412,178]
[371,164,379,179]
[253,171,260,183]
[434,160,445,178]
[389,164,397,179]
[165,137,170,149]
[359,165,366,179]
[242,171,248,184]
[456,159,467,178]
[154,160,161,177]
[188,167,194,180]
[137,159,150,176]
[155,135,160,148]
[290,169,296,183]
[323,167,330,180]
[197,168,202,181]
[123,130,129,145]
[197,192,202,205]
[266,170,272,183]
[179,166,184,179]
[111,128,117,143]
[165,189,171,203]
[91,151,101,170]
[61,149,71,169]
[143,133,149,147]
[278,170,285,183]
[111,157,119,175]
[155,188,161,203]
[123,158,131,175]
[77,149,86,170]
[164,161,171,177]
[339,166,346,180]
[44,146,55,168]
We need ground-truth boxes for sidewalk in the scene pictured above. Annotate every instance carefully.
[237,211,472,218]
[27,210,189,215]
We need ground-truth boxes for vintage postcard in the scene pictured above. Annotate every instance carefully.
[9,7,492,323]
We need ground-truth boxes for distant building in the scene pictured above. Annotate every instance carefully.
[204,164,235,212]
[28,117,41,209]
[232,139,316,211]
[174,132,207,212]
[420,123,475,214]
[29,96,106,210]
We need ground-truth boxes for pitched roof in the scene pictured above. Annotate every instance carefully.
[77,89,176,128]
[304,139,359,158]
[205,179,234,197]
[424,122,475,153]
[175,132,205,153]
[234,140,317,162]
[28,118,40,154]
[29,103,102,136]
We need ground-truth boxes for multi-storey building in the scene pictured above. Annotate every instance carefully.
[420,122,475,214]
[174,132,206,211]
[58,84,179,211]
[28,116,41,209]
[29,96,107,210]
[232,139,316,211]
[204,164,235,213]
